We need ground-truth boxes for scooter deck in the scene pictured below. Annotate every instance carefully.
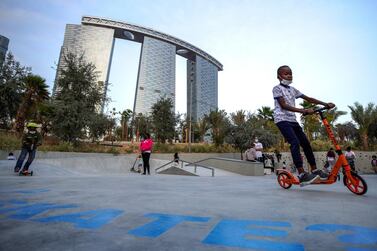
[277,169,337,185]
[18,171,33,176]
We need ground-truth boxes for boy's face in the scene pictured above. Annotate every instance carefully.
[278,67,292,81]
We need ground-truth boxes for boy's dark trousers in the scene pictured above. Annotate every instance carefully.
[142,152,151,174]
[276,121,316,170]
[14,147,36,172]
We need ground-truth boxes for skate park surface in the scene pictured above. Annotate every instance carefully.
[0,153,377,251]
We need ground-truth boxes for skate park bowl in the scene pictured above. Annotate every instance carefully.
[0,151,264,177]
[1,151,377,250]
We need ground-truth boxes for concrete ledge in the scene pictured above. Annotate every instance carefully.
[194,158,264,176]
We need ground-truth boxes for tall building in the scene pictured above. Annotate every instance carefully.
[0,35,9,66]
[55,16,223,119]
[134,36,176,115]
[187,56,218,122]
[53,24,114,112]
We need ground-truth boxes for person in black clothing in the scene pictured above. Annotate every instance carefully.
[174,153,179,163]
[274,149,282,163]
[326,148,336,172]
[14,122,42,174]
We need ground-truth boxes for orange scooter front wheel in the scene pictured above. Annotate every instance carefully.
[343,172,368,195]
[277,172,292,189]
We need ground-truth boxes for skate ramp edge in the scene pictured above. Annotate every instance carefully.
[157,166,198,176]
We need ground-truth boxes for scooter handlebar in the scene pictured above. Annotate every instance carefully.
[313,106,331,113]
[303,106,334,116]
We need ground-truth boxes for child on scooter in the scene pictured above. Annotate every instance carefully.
[272,65,335,186]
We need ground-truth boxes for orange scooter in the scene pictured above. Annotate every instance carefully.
[277,107,368,195]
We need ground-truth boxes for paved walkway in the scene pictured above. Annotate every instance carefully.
[0,159,376,251]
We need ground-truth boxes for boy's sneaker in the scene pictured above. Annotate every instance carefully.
[299,172,320,187]
[21,169,29,174]
[312,169,329,180]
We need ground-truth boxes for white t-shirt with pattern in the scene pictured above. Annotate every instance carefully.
[272,84,304,124]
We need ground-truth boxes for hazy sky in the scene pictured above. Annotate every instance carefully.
[1,0,376,123]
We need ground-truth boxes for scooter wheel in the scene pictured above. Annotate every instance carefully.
[277,173,292,189]
[343,172,367,195]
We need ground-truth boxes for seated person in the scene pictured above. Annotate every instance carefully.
[245,147,256,161]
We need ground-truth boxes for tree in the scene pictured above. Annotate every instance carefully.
[196,116,210,143]
[150,97,177,143]
[106,107,118,144]
[87,113,111,142]
[36,101,55,137]
[326,107,347,126]
[0,52,31,128]
[227,110,253,159]
[14,75,50,133]
[348,102,377,150]
[257,106,274,122]
[367,119,377,146]
[245,113,281,149]
[335,122,358,143]
[319,107,346,139]
[207,109,230,146]
[176,113,187,143]
[50,52,106,143]
[132,113,150,141]
[120,109,132,141]
[300,100,321,140]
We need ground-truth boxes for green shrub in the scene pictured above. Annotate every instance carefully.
[310,139,333,151]
[0,131,20,151]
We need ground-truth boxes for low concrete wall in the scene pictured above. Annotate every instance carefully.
[276,151,377,174]
[2,150,376,174]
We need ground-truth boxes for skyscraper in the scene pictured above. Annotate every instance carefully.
[53,24,114,112]
[187,55,218,122]
[0,35,9,66]
[133,36,176,115]
[55,16,223,119]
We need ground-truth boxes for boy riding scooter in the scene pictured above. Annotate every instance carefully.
[272,65,335,186]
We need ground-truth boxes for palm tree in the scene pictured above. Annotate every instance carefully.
[14,75,50,133]
[326,107,347,125]
[120,109,132,141]
[300,101,321,140]
[196,116,210,143]
[132,113,149,141]
[207,109,229,146]
[257,106,274,121]
[231,110,247,126]
[348,102,377,150]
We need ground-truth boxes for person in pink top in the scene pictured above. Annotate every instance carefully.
[140,133,153,175]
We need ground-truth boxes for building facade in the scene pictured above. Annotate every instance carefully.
[55,16,222,119]
[187,56,218,122]
[53,24,114,111]
[134,36,176,115]
[0,35,10,66]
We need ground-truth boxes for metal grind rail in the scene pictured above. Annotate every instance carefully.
[154,159,215,177]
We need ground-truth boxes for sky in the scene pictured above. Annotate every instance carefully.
[1,0,376,123]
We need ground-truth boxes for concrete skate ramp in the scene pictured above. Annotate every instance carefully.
[158,166,198,176]
[0,152,256,177]
[0,153,169,177]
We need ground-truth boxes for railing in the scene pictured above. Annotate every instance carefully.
[190,157,247,165]
[154,159,215,177]
[154,160,175,173]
